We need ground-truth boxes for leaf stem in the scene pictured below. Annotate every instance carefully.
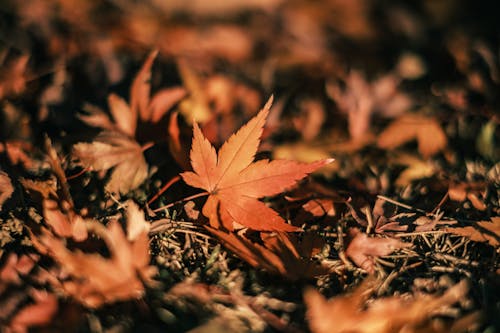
[141,141,155,152]
[147,175,181,206]
[152,191,209,213]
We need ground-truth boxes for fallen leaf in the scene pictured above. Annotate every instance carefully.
[43,199,88,241]
[448,181,487,211]
[302,198,336,218]
[38,217,157,308]
[345,228,411,273]
[446,217,500,247]
[125,200,150,241]
[0,54,29,99]
[73,131,149,194]
[327,71,412,141]
[8,289,58,333]
[0,171,14,210]
[377,113,447,158]
[208,228,330,280]
[181,97,333,231]
[305,279,477,333]
[78,50,185,135]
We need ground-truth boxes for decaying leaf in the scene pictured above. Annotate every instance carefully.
[208,228,330,280]
[0,171,14,210]
[446,217,500,247]
[37,211,156,308]
[305,279,478,333]
[181,97,333,231]
[345,228,411,273]
[72,131,149,194]
[377,114,447,158]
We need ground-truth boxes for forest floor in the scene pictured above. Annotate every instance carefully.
[0,1,499,332]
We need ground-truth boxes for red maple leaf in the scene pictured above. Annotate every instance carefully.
[181,97,333,231]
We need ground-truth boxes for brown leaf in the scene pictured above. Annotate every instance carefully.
[131,50,157,122]
[305,279,476,333]
[0,54,29,99]
[149,87,187,123]
[446,217,500,247]
[38,216,156,308]
[181,97,333,231]
[43,199,88,241]
[72,131,149,194]
[448,181,487,211]
[345,228,411,273]
[208,228,330,280]
[8,289,58,333]
[377,114,447,158]
[0,171,14,210]
[327,71,412,140]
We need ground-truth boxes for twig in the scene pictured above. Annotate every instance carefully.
[152,191,209,213]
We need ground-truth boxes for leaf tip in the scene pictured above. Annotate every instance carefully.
[264,95,274,111]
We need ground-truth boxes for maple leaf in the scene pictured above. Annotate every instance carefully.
[78,50,186,136]
[377,114,447,158]
[73,131,149,194]
[181,97,333,231]
[446,217,500,247]
[36,203,157,308]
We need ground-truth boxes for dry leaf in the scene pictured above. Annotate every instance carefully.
[345,228,411,273]
[8,289,58,333]
[43,199,88,241]
[0,54,29,99]
[208,228,330,280]
[377,114,447,157]
[448,182,487,211]
[79,50,185,135]
[125,200,150,241]
[327,71,412,140]
[73,131,149,194]
[38,217,157,308]
[305,279,477,333]
[446,217,500,247]
[302,198,336,218]
[0,171,14,210]
[181,97,333,231]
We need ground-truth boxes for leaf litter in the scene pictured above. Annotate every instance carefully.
[0,1,499,332]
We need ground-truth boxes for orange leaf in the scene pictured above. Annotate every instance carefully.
[43,199,88,241]
[132,50,157,122]
[208,228,329,280]
[38,216,156,308]
[377,114,447,158]
[446,217,500,247]
[305,279,474,333]
[0,171,14,210]
[181,97,333,231]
